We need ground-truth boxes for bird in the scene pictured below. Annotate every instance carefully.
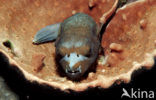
[33,13,100,80]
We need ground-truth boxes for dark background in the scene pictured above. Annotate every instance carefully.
[0,53,156,99]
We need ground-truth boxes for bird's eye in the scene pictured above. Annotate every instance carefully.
[77,54,79,57]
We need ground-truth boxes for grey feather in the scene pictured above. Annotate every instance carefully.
[33,23,61,44]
